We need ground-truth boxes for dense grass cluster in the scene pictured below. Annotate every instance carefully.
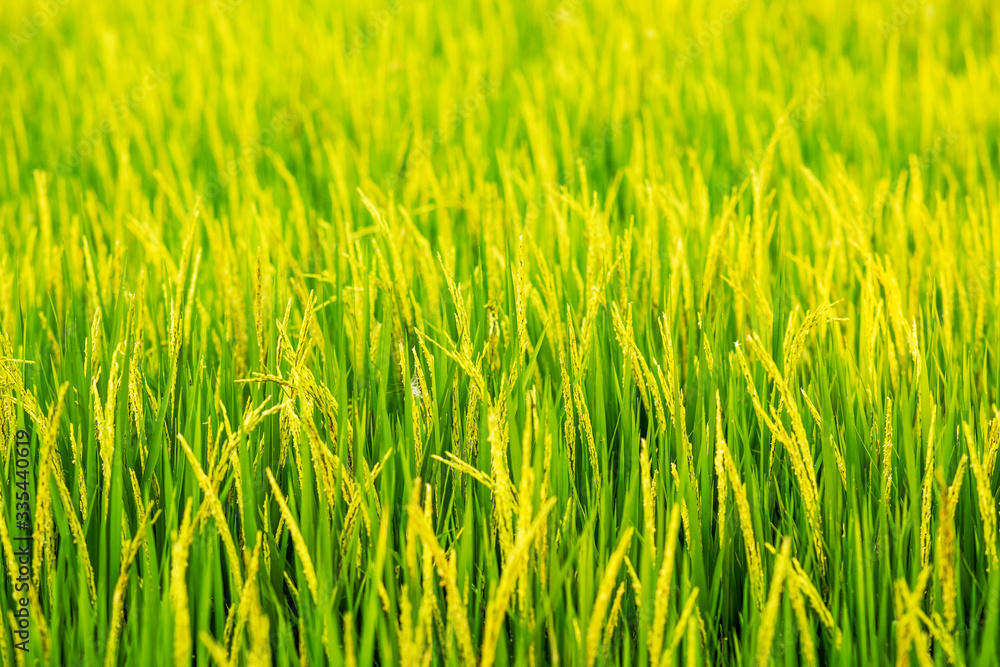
[1,0,999,664]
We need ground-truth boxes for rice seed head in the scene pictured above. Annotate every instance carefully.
[480,498,557,667]
[178,435,245,591]
[662,588,700,667]
[603,582,627,660]
[488,399,517,560]
[585,527,634,667]
[739,337,824,570]
[755,537,792,666]
[985,412,1000,478]
[641,437,657,563]
[575,384,601,499]
[171,499,198,667]
[714,393,729,549]
[936,456,965,636]
[919,408,937,568]
[788,577,817,667]
[830,434,847,490]
[104,507,153,667]
[883,397,894,502]
[964,423,998,569]
[266,468,320,600]
[789,558,840,646]
[343,614,358,667]
[649,506,682,667]
[407,495,477,667]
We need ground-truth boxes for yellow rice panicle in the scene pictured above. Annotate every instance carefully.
[985,411,1000,478]
[397,583,419,667]
[514,233,530,358]
[719,430,764,608]
[342,614,358,667]
[790,558,841,648]
[714,394,729,548]
[733,342,799,469]
[178,435,244,591]
[0,619,10,667]
[919,408,937,568]
[964,423,998,569]
[698,312,715,374]
[641,437,657,563]
[171,499,201,667]
[653,358,676,425]
[799,388,822,429]
[893,568,934,667]
[417,488,439,662]
[661,588,700,667]
[912,608,961,666]
[46,437,97,605]
[266,468,319,600]
[412,346,433,431]
[575,385,601,499]
[935,456,966,637]
[406,498,477,667]
[585,527,634,667]
[228,534,263,664]
[788,576,818,667]
[105,506,154,667]
[518,392,538,615]
[830,434,848,489]
[741,335,824,569]
[648,506,682,667]
[246,550,272,667]
[466,384,481,461]
[199,632,231,667]
[432,452,496,491]
[883,398,894,502]
[781,302,843,381]
[659,313,700,510]
[488,398,517,560]
[451,377,463,458]
[755,537,792,667]
[745,334,820,495]
[602,582,627,660]
[30,383,66,600]
[480,499,557,667]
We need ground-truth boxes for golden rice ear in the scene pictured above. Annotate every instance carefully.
[647,505,681,667]
[964,424,999,570]
[756,537,793,666]
[585,527,633,667]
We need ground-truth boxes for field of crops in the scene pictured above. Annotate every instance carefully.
[1,0,999,665]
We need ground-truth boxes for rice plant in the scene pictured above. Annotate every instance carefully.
[0,0,998,664]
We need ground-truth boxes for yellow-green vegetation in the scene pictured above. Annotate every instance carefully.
[1,0,999,664]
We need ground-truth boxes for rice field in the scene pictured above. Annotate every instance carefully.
[1,0,999,664]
